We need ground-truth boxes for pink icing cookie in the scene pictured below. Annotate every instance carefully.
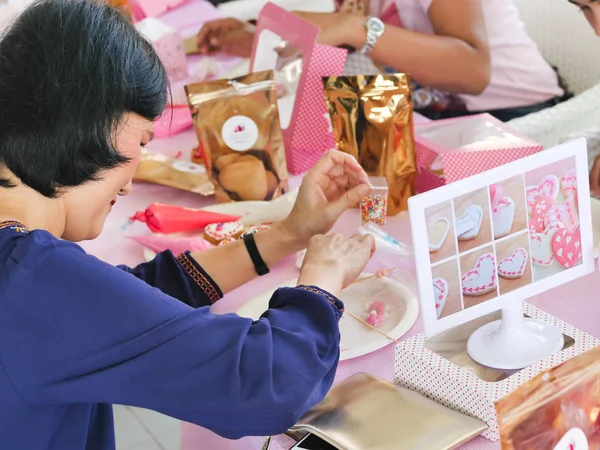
[204,221,244,245]
[552,227,582,269]
[529,196,555,233]
[561,168,577,200]
[461,253,497,296]
[544,196,579,232]
[498,248,528,279]
[530,223,563,267]
[526,175,559,212]
[433,278,449,319]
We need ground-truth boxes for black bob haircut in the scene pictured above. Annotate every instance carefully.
[0,0,168,198]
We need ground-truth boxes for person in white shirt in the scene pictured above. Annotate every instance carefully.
[197,0,565,121]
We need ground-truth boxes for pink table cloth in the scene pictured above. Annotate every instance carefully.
[79,126,600,450]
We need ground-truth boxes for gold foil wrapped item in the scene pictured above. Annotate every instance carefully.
[497,345,600,449]
[134,150,214,195]
[186,71,289,203]
[323,74,416,215]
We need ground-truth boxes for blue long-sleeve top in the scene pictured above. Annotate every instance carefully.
[0,221,344,450]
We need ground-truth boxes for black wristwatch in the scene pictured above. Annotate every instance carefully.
[242,231,269,276]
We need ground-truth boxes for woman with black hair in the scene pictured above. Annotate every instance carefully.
[0,1,375,449]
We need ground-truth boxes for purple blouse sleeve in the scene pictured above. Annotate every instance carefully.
[118,251,222,308]
[0,232,344,439]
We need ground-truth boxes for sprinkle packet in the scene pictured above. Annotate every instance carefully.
[361,176,388,227]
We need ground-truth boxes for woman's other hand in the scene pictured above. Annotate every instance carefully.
[196,18,254,57]
[281,151,370,247]
[590,155,600,196]
[298,233,376,296]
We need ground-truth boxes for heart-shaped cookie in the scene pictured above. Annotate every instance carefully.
[433,278,449,319]
[561,169,578,200]
[498,248,529,279]
[428,217,450,253]
[552,228,582,269]
[545,196,579,232]
[492,197,515,239]
[462,253,497,296]
[526,175,559,212]
[530,223,563,267]
[529,196,556,233]
[456,205,483,241]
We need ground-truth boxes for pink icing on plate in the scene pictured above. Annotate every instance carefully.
[364,300,388,328]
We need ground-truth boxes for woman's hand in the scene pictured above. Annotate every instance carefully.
[196,18,254,57]
[590,155,600,197]
[281,151,370,247]
[298,233,376,296]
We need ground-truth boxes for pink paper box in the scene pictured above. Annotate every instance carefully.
[415,114,543,193]
[131,0,187,21]
[250,3,348,175]
[136,18,187,81]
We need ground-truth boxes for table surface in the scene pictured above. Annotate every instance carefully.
[79,124,600,450]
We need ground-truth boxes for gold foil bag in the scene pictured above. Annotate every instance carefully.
[323,74,416,215]
[497,345,600,449]
[134,150,214,195]
[186,70,289,203]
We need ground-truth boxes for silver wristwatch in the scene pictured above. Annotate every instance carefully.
[359,17,385,55]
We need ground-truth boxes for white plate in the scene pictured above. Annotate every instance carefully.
[236,274,419,361]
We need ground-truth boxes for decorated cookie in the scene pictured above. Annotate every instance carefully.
[529,196,556,233]
[428,217,450,252]
[552,227,582,269]
[492,197,515,239]
[461,253,497,296]
[530,223,563,267]
[433,278,449,319]
[545,196,579,232]
[498,248,529,279]
[363,300,389,329]
[561,168,578,200]
[526,175,559,212]
[456,205,483,241]
[204,221,244,245]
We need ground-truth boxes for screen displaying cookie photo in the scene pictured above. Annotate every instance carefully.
[525,157,581,282]
[426,200,457,264]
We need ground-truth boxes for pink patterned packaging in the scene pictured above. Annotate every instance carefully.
[135,18,187,81]
[250,3,348,175]
[415,114,543,194]
[394,303,600,442]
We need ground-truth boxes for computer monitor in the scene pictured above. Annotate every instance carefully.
[408,139,593,370]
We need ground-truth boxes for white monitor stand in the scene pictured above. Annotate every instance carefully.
[466,297,564,370]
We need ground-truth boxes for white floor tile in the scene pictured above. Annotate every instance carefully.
[124,437,162,450]
[113,405,154,448]
[130,407,181,435]
[154,430,181,450]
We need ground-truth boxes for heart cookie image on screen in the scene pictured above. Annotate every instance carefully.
[433,278,449,319]
[526,174,559,212]
[428,218,450,253]
[456,205,483,241]
[529,196,555,233]
[552,227,582,269]
[545,196,579,232]
[560,168,578,200]
[530,223,563,267]
[461,253,497,296]
[492,198,515,239]
[497,248,528,279]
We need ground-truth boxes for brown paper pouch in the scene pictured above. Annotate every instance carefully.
[134,150,214,195]
[323,74,416,215]
[186,70,289,203]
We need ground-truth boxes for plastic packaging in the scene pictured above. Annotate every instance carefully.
[360,176,389,227]
[497,345,600,449]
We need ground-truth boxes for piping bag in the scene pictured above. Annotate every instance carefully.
[131,203,241,234]
[127,235,212,256]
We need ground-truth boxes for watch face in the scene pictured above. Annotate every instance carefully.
[367,17,385,35]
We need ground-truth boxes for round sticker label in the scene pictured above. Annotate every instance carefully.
[221,115,259,152]
[172,161,206,174]
[553,428,588,450]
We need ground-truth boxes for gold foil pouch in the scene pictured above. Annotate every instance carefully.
[134,150,214,195]
[323,74,416,215]
[497,345,600,449]
[186,70,289,203]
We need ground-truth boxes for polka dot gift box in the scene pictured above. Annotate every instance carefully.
[415,114,543,194]
[250,3,348,175]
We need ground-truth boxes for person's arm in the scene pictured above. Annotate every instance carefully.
[2,237,343,439]
[118,250,223,308]
[298,0,491,95]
